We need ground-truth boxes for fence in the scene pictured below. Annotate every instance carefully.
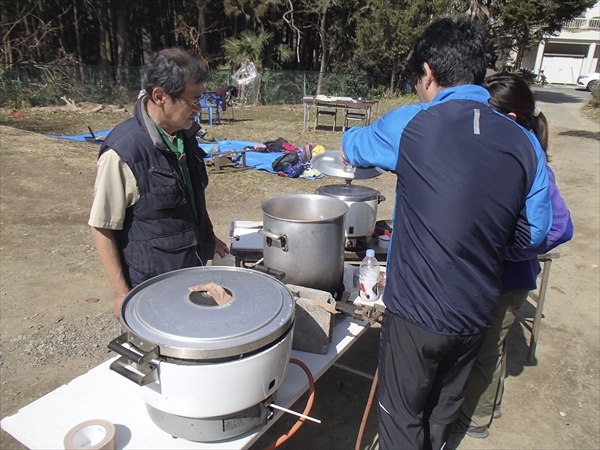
[562,18,600,29]
[0,64,393,108]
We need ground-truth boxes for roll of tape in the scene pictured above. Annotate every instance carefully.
[64,419,115,450]
[378,234,390,249]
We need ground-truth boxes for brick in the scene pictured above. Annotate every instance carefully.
[286,284,336,355]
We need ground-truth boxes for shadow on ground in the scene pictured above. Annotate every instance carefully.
[559,130,600,141]
[532,90,585,104]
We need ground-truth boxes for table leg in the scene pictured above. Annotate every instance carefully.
[303,102,308,132]
[528,258,553,362]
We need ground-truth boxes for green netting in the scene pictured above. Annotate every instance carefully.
[0,64,392,107]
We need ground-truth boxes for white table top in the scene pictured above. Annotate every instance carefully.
[1,316,370,450]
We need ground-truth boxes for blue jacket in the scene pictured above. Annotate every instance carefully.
[342,85,552,335]
[100,98,216,288]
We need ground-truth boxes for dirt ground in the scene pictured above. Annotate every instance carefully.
[0,86,598,449]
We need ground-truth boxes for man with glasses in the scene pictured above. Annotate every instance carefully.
[89,48,228,319]
[341,18,552,450]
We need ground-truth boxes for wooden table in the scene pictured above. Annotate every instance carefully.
[302,96,377,132]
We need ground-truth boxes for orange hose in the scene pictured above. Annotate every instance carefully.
[355,368,379,450]
[263,358,316,450]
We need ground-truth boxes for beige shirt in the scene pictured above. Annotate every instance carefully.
[88,150,140,230]
[88,103,182,230]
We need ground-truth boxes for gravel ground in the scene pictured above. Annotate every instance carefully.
[1,312,119,368]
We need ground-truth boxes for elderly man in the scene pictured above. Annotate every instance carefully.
[89,48,228,319]
[341,18,552,450]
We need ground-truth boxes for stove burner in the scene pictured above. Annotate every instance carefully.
[146,399,272,442]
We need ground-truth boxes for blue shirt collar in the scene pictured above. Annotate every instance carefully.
[428,84,490,106]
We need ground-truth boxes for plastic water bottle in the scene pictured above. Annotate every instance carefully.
[359,249,380,302]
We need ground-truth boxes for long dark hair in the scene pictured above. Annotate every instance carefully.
[482,73,549,154]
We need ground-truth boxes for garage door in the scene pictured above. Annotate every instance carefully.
[542,56,584,84]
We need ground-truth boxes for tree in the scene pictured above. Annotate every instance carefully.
[354,0,453,94]
[1,1,73,65]
[460,0,597,70]
[222,29,270,69]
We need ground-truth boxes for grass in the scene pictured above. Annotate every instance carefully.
[0,95,417,237]
[0,96,418,149]
[585,84,600,121]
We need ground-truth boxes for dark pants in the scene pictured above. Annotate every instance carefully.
[378,311,484,450]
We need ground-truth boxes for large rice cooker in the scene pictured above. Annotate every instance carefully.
[108,266,295,442]
[315,183,385,249]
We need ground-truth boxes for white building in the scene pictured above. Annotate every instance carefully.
[520,2,600,84]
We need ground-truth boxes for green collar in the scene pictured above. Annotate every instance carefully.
[147,112,185,161]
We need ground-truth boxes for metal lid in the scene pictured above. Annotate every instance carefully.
[120,266,295,360]
[311,151,385,180]
[315,184,380,202]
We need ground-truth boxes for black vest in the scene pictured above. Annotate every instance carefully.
[99,98,215,288]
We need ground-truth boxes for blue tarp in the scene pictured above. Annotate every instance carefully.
[48,130,323,178]
[199,140,281,174]
[47,129,112,143]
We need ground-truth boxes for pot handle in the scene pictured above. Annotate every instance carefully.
[258,229,288,252]
[251,264,287,281]
[378,193,386,203]
[108,333,159,386]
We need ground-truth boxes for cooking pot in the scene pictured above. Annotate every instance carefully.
[259,194,348,294]
[315,184,385,240]
[108,266,295,442]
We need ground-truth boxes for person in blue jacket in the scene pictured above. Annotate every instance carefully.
[455,73,574,439]
[341,18,553,450]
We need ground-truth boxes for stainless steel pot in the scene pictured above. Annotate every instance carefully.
[108,266,295,442]
[259,194,348,294]
[315,184,385,239]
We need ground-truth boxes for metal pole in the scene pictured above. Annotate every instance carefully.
[15,64,22,95]
[265,70,269,105]
[303,71,306,97]
[88,66,94,102]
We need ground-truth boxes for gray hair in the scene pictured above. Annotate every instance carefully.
[143,48,209,98]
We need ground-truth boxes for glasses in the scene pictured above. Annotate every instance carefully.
[175,94,203,110]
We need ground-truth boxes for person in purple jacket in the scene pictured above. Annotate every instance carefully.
[454,73,574,439]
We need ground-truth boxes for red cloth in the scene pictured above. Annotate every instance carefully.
[282,142,300,153]
[215,85,239,111]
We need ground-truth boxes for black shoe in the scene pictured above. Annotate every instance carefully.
[452,419,489,439]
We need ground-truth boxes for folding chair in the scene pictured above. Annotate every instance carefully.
[314,108,337,131]
[199,92,221,126]
[343,108,368,132]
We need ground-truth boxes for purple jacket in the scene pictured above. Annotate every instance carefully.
[502,165,573,290]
